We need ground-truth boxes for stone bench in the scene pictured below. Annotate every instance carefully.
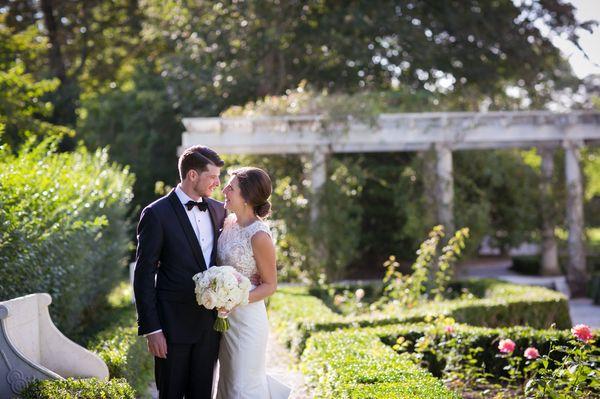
[0,293,109,397]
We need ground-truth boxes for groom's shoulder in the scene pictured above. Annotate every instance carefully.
[143,193,173,214]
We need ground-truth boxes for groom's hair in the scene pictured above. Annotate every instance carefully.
[178,145,225,181]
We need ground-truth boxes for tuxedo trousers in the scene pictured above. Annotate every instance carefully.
[155,329,220,399]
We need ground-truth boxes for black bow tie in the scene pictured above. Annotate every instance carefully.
[185,200,208,212]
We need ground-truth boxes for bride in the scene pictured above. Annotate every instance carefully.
[215,166,290,399]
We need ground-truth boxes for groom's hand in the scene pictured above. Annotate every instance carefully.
[147,331,168,359]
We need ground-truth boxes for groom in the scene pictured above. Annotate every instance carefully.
[133,145,226,399]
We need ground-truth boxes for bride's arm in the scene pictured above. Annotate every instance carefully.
[248,231,277,303]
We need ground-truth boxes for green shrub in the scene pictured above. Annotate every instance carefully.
[301,329,459,399]
[380,278,571,330]
[371,323,576,379]
[268,286,343,355]
[0,140,133,336]
[20,377,135,399]
[88,282,153,397]
[446,278,571,329]
[270,279,570,357]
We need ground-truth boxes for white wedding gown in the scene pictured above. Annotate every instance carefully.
[215,214,290,399]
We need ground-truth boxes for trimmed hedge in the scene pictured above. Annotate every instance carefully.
[269,279,570,357]
[370,323,577,379]
[393,278,571,330]
[301,329,460,399]
[268,285,343,355]
[0,141,133,336]
[19,378,135,399]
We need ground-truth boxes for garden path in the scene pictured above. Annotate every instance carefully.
[461,257,600,328]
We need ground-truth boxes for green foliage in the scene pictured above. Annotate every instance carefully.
[454,150,543,252]
[370,322,599,397]
[373,322,572,380]
[381,225,469,307]
[313,158,365,280]
[88,283,153,398]
[0,139,133,336]
[525,333,600,398]
[0,19,73,149]
[20,378,135,399]
[77,66,182,214]
[142,0,586,110]
[2,1,144,128]
[301,329,459,399]
[268,286,342,356]
[438,279,572,329]
[222,153,364,281]
[269,278,570,358]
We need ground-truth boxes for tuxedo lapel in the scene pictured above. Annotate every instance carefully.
[167,190,207,270]
[205,198,220,267]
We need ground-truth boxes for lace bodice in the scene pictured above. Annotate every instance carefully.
[216,214,272,279]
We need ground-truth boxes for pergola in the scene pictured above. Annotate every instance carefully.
[181,111,600,295]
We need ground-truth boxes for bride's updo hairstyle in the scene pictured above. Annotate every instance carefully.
[231,167,272,218]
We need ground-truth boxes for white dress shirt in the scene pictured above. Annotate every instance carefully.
[175,185,214,267]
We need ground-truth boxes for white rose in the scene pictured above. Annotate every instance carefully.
[201,291,217,309]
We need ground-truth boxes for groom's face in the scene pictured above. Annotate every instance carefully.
[192,164,221,197]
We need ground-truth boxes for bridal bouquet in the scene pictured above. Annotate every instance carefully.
[192,266,251,332]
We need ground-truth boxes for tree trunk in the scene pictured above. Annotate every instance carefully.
[40,0,79,147]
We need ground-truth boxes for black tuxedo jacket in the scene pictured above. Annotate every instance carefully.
[133,189,226,343]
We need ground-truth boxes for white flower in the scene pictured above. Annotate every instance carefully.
[192,266,251,312]
[201,291,217,309]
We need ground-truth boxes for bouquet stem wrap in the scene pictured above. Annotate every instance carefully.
[215,310,231,332]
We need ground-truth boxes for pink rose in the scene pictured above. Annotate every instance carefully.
[444,325,454,334]
[498,338,516,354]
[571,324,593,343]
[524,347,540,360]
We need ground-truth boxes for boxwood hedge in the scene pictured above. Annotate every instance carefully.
[19,377,135,399]
[301,329,460,398]
[269,279,570,357]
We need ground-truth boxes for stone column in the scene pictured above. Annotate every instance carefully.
[563,140,587,296]
[310,146,328,222]
[539,147,560,275]
[435,142,455,234]
[306,146,329,279]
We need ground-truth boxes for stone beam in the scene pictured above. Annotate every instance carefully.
[180,112,600,155]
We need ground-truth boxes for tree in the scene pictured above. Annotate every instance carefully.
[1,0,144,137]
[0,17,72,149]
[142,0,594,115]
[77,65,182,214]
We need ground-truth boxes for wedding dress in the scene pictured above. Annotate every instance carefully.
[215,214,290,399]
